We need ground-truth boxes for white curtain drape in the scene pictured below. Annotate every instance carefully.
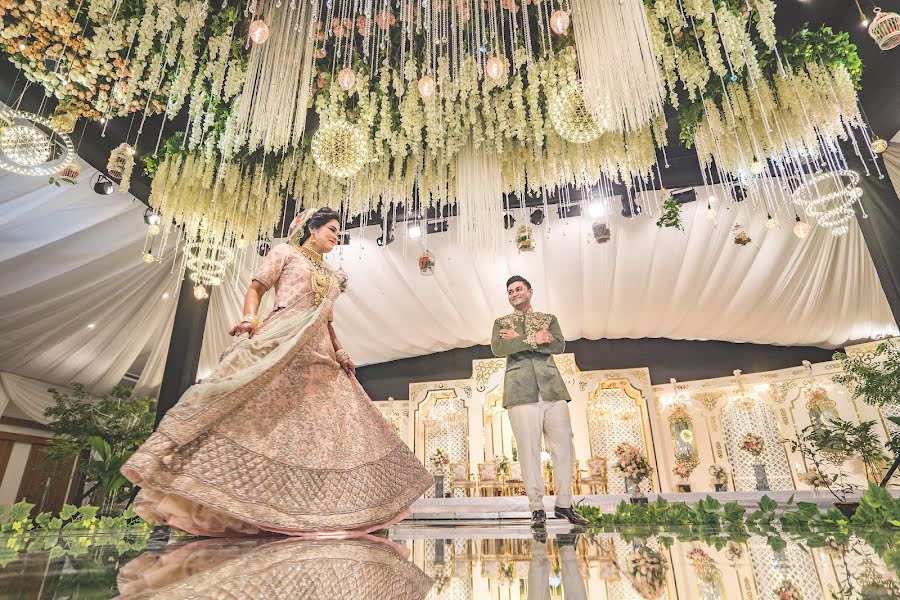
[0,159,180,396]
[189,183,897,369]
[0,371,65,423]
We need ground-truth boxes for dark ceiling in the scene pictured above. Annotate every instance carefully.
[1,0,896,229]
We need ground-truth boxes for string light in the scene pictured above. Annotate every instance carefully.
[793,216,811,239]
[417,75,435,98]
[337,67,356,90]
[550,10,570,34]
[249,20,270,44]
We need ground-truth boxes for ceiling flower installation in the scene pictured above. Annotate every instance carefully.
[0,0,887,281]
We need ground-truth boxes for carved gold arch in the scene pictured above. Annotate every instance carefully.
[587,379,659,493]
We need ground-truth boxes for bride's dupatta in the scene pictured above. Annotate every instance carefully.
[151,272,342,450]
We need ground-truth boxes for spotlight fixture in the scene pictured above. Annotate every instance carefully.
[257,240,271,257]
[407,222,423,239]
[557,204,581,219]
[143,207,161,225]
[620,195,643,217]
[503,214,516,230]
[731,185,748,202]
[588,201,604,219]
[529,209,544,226]
[427,220,449,234]
[92,173,114,195]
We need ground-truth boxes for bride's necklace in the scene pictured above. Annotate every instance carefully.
[296,244,331,305]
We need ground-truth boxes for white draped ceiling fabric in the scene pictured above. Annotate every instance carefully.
[188,179,899,377]
[1,152,899,409]
[0,159,180,419]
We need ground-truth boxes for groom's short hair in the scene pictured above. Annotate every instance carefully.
[506,275,531,290]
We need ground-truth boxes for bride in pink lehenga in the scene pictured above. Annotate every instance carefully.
[122,207,433,537]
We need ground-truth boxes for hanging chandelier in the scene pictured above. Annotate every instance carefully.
[792,170,863,237]
[0,108,74,177]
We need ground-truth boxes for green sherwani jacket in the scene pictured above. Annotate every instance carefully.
[490,309,571,409]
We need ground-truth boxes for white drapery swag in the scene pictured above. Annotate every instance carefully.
[190,181,898,378]
[1,156,899,404]
[0,159,181,403]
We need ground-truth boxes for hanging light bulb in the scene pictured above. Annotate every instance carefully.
[249,19,270,44]
[235,237,250,249]
[338,67,356,90]
[871,137,888,154]
[550,10,570,34]
[148,224,160,236]
[706,205,716,220]
[765,214,778,229]
[750,161,765,176]
[485,56,504,80]
[418,75,435,98]
[193,284,209,300]
[793,216,811,239]
[142,252,154,264]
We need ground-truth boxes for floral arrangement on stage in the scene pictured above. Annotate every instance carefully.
[740,433,765,457]
[673,456,699,480]
[724,541,744,563]
[709,465,728,484]
[686,547,721,582]
[799,468,834,490]
[429,449,451,472]
[626,545,668,600]
[614,442,653,486]
[774,580,802,600]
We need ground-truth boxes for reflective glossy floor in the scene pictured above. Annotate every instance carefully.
[1,523,898,599]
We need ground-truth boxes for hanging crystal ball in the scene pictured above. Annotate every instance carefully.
[1,126,52,166]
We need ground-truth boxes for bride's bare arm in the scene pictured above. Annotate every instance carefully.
[229,281,268,337]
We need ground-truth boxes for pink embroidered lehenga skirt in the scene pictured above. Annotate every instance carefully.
[122,280,432,538]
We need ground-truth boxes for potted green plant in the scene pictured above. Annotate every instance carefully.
[43,384,155,515]
[788,418,886,517]
[833,340,900,485]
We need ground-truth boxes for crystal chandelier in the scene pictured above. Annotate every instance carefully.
[792,169,863,237]
[0,108,74,177]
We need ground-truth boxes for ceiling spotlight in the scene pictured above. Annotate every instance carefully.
[143,207,161,225]
[503,214,516,230]
[376,220,395,246]
[427,220,449,234]
[92,173,114,195]
[621,196,643,217]
[530,209,544,226]
[408,222,423,239]
[257,240,271,257]
[588,201,604,219]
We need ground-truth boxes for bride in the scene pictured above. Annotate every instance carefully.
[122,207,433,537]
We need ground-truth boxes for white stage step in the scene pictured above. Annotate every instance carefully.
[408,490,863,521]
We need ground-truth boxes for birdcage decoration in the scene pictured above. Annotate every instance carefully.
[516,224,535,252]
[869,7,900,50]
[418,250,436,276]
[107,143,136,193]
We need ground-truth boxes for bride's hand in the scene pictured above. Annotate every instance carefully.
[339,357,356,376]
[229,321,257,338]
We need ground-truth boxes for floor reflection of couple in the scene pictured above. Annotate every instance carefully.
[114,532,588,599]
[529,532,588,600]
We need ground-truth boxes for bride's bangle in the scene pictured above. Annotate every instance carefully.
[336,349,351,362]
[241,314,259,328]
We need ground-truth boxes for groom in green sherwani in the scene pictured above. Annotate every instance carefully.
[491,275,589,531]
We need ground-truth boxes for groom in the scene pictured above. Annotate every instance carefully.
[491,276,589,530]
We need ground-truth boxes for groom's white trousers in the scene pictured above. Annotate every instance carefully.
[507,397,575,512]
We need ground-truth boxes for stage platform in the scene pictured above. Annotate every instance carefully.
[408,490,863,521]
